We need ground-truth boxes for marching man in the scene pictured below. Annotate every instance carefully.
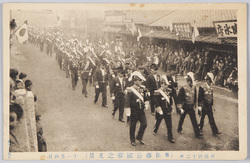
[152,75,175,143]
[94,61,109,108]
[124,71,150,146]
[198,72,221,136]
[177,72,203,138]
[110,67,127,122]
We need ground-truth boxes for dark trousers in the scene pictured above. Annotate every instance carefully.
[150,94,156,113]
[94,83,107,106]
[113,93,124,120]
[200,109,218,134]
[58,57,62,70]
[64,61,69,78]
[40,44,44,52]
[178,105,200,136]
[81,78,88,95]
[153,112,173,139]
[130,111,147,143]
[71,69,78,89]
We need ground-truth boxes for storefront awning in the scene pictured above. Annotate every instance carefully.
[142,31,237,45]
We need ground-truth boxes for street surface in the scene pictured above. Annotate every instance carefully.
[10,40,239,151]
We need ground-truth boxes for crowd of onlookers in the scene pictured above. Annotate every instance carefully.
[9,68,47,152]
[117,40,238,91]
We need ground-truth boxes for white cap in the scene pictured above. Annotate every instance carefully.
[128,71,146,82]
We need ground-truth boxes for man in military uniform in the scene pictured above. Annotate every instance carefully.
[63,50,70,78]
[46,38,52,57]
[57,44,63,70]
[110,67,127,122]
[198,73,221,136]
[94,61,109,108]
[80,57,92,97]
[167,70,178,111]
[124,71,150,146]
[69,54,79,90]
[39,34,44,52]
[146,64,161,116]
[177,72,203,138]
[152,75,175,143]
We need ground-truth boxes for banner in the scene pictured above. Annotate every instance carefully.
[213,20,237,38]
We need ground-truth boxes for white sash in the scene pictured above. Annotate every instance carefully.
[129,87,144,103]
[158,89,170,104]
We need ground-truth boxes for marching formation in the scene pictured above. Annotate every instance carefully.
[24,26,224,147]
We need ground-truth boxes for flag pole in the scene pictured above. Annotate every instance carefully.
[10,20,28,37]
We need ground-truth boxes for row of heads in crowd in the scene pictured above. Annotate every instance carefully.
[10,68,32,91]
[28,26,237,69]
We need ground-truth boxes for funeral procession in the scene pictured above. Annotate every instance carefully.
[8,9,238,152]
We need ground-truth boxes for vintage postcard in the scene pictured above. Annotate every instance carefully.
[3,3,247,160]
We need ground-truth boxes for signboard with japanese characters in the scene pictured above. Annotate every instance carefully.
[213,20,237,38]
[172,23,192,38]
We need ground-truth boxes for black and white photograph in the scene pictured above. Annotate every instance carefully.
[3,3,247,160]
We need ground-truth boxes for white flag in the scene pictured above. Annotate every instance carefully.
[137,28,142,42]
[15,23,28,43]
[192,21,199,43]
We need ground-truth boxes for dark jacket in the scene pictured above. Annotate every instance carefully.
[146,74,161,93]
[94,68,109,84]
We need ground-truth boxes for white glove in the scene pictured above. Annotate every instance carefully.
[107,85,109,89]
[198,107,202,112]
[171,106,175,113]
[112,74,115,78]
[111,96,115,100]
[96,85,99,89]
[145,101,150,111]
[89,73,91,76]
[156,107,163,115]
[180,108,184,114]
[146,92,150,97]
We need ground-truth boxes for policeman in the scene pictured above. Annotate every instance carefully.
[198,73,221,136]
[152,75,175,143]
[110,67,127,122]
[177,72,203,138]
[125,71,150,146]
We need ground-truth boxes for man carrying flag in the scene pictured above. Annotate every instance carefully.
[13,20,29,44]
